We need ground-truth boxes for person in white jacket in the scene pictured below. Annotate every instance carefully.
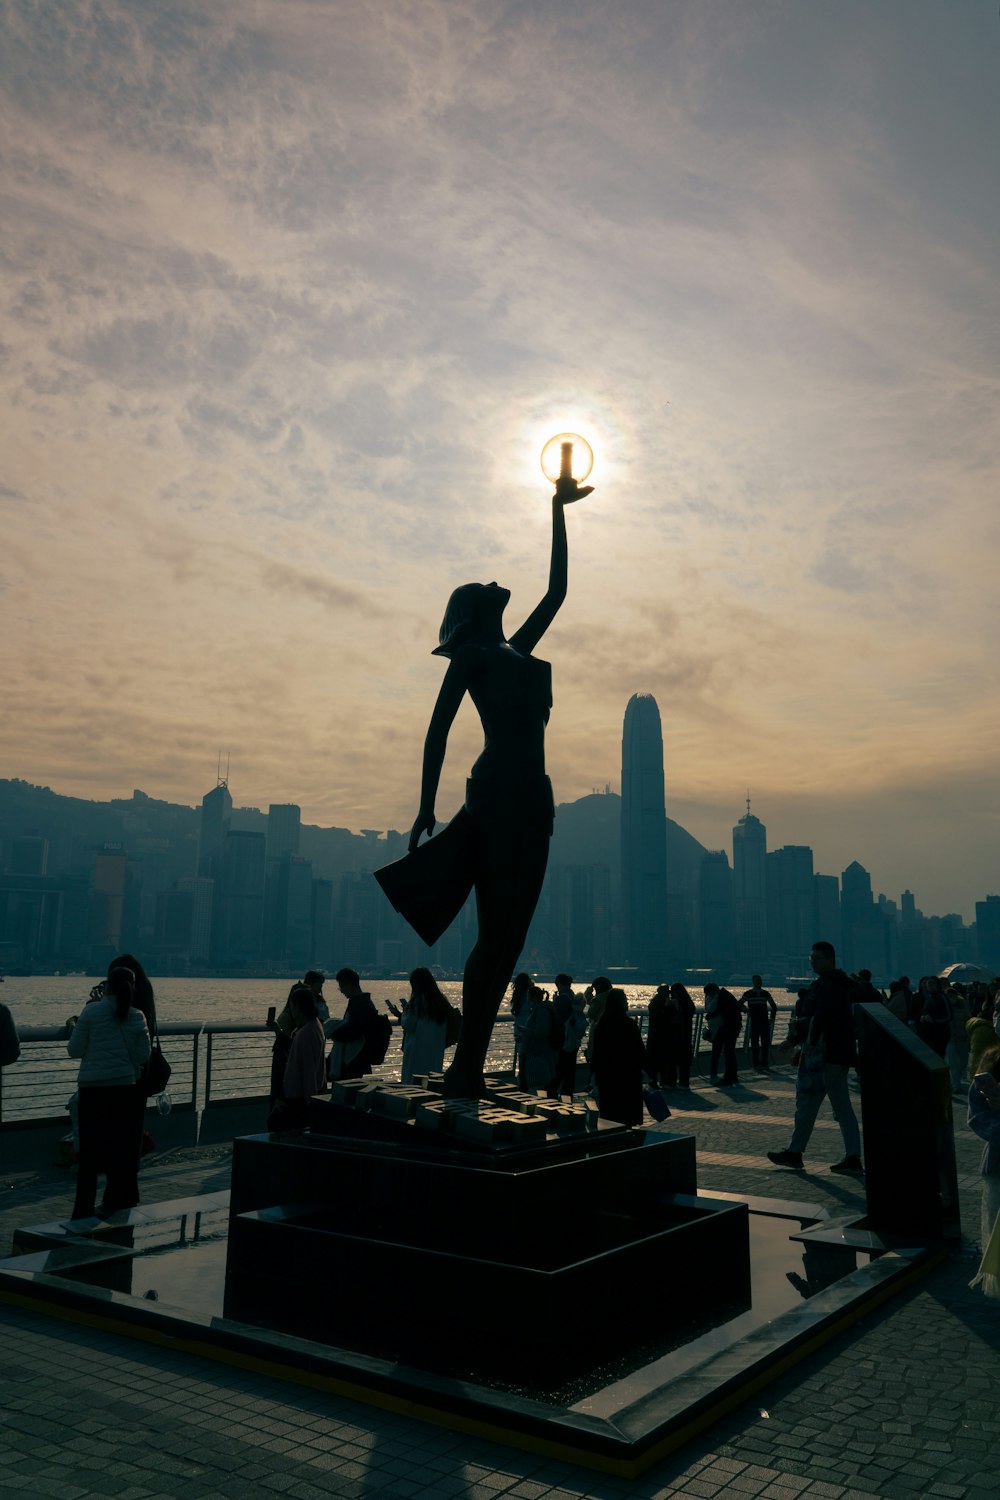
[67,965,150,1219]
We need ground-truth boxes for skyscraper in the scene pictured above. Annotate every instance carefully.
[697,851,735,968]
[266,804,300,863]
[732,798,767,968]
[217,829,266,966]
[766,844,815,968]
[198,777,232,880]
[198,772,232,963]
[620,693,668,976]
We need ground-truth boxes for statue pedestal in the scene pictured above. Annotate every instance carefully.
[224,1089,750,1387]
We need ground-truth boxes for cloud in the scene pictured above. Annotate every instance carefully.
[1,0,998,918]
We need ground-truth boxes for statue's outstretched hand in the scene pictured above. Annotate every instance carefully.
[554,477,594,504]
[408,810,435,852]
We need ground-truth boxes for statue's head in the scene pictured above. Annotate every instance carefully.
[433,581,510,657]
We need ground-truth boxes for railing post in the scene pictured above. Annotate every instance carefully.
[191,1028,201,1112]
[204,1031,213,1108]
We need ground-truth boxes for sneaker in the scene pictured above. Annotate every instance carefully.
[767,1149,804,1169]
[830,1156,865,1175]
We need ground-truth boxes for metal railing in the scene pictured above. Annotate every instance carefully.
[1,1006,796,1128]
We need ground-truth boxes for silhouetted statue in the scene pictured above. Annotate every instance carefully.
[376,457,593,1097]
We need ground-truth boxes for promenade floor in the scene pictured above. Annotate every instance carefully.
[1,1064,996,1500]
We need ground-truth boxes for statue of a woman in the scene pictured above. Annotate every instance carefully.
[385,468,592,1098]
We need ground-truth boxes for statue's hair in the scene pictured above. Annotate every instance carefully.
[433,583,489,658]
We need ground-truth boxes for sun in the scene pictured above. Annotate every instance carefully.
[511,399,626,496]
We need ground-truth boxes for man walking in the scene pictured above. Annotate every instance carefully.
[768,940,864,1175]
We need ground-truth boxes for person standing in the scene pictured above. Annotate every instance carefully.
[589,988,645,1126]
[969,1045,1000,1299]
[67,966,151,1219]
[645,985,673,1090]
[583,976,613,1084]
[916,975,951,1059]
[391,967,451,1084]
[668,983,696,1088]
[326,968,380,1081]
[552,973,586,1097]
[852,969,884,1006]
[947,985,971,1095]
[647,984,692,1089]
[269,985,327,1130]
[704,983,741,1087]
[767,940,864,1175]
[0,1000,19,1068]
[739,976,777,1071]
[517,985,558,1093]
[967,1004,999,1081]
[108,953,160,1161]
[302,970,329,1023]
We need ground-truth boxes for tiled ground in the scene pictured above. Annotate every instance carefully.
[1,1065,996,1500]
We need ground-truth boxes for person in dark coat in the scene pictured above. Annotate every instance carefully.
[704,983,741,1087]
[668,983,696,1087]
[326,968,380,1080]
[647,984,693,1089]
[589,988,645,1126]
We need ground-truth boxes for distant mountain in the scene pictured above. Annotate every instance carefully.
[550,791,707,893]
[0,779,711,894]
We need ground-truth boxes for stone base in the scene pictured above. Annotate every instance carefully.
[224,1093,748,1386]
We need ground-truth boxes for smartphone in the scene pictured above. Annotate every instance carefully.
[266,1006,276,1025]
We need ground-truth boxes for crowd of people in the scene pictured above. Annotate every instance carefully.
[2,951,998,1290]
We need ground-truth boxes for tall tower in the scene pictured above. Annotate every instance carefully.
[732,795,767,969]
[266,804,301,863]
[620,693,668,976]
[198,762,232,964]
[198,762,233,880]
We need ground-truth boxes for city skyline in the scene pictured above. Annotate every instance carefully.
[3,3,998,921]
[0,761,990,931]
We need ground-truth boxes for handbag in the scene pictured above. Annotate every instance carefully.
[643,1087,671,1122]
[145,1034,172,1098]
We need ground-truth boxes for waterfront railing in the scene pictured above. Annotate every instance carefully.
[0,1008,793,1169]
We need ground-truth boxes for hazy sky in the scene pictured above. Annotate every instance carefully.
[2,1,998,919]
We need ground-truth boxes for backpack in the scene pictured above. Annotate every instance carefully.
[367,1013,393,1066]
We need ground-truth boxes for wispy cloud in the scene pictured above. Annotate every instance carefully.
[1,0,998,915]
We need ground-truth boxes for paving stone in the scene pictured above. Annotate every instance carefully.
[0,1113,994,1500]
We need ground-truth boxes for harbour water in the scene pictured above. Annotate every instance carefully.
[7,975,801,1030]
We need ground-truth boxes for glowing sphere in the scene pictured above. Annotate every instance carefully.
[540,432,594,485]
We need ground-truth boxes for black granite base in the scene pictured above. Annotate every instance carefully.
[223,1120,746,1385]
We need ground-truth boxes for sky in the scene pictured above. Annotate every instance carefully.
[1,0,998,920]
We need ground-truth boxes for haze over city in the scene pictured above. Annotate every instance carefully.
[2,1,998,921]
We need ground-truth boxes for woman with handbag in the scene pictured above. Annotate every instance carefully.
[67,965,150,1219]
[110,952,170,1151]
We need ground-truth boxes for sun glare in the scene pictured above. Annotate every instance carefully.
[514,401,625,495]
[540,432,594,484]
